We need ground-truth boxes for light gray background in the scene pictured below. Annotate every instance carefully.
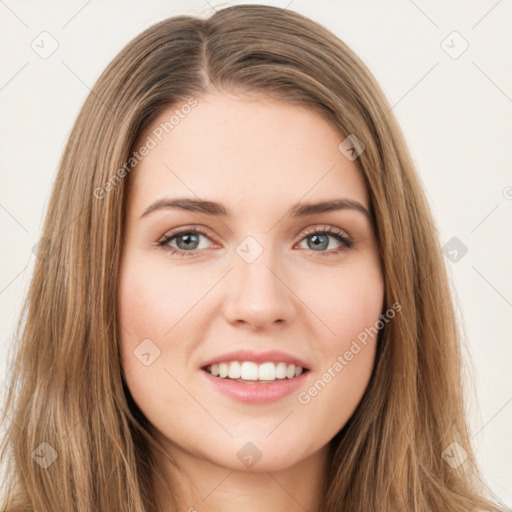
[0,0,511,506]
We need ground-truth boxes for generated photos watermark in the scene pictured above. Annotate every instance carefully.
[297,302,402,405]
[93,96,198,199]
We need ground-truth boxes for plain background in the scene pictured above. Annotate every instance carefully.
[0,0,511,506]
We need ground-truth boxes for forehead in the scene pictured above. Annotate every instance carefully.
[127,91,369,215]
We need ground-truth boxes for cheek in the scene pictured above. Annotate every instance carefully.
[295,259,383,420]
[118,256,181,379]
[117,255,205,354]
[307,257,384,352]
[117,257,198,423]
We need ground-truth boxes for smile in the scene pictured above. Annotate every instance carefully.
[204,361,306,382]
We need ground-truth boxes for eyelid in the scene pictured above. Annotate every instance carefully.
[157,224,214,245]
[299,224,351,241]
[158,224,351,242]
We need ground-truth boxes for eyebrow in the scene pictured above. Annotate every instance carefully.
[139,197,372,221]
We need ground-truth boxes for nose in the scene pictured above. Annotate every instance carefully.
[222,241,296,330]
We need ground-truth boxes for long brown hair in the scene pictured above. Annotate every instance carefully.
[0,4,504,511]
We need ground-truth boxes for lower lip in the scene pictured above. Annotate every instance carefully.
[200,369,309,404]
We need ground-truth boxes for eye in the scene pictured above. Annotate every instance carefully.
[296,225,353,256]
[157,225,215,257]
[157,224,353,257]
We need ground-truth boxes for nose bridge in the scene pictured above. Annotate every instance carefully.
[223,234,294,327]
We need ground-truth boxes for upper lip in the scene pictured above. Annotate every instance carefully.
[200,349,310,370]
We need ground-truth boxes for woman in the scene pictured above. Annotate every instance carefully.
[0,4,503,511]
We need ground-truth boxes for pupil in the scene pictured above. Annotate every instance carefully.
[178,233,199,250]
[309,234,328,250]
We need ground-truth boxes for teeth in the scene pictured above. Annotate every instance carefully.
[275,362,287,379]
[206,361,305,381]
[258,362,275,381]
[218,363,228,378]
[228,361,241,379]
[241,361,258,380]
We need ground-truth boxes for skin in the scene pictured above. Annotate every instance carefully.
[118,88,384,512]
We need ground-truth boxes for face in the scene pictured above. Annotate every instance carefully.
[118,89,384,473]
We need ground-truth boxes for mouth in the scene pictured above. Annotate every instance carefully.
[199,349,311,402]
[202,361,309,383]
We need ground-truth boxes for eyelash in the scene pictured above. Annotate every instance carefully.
[157,224,353,258]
